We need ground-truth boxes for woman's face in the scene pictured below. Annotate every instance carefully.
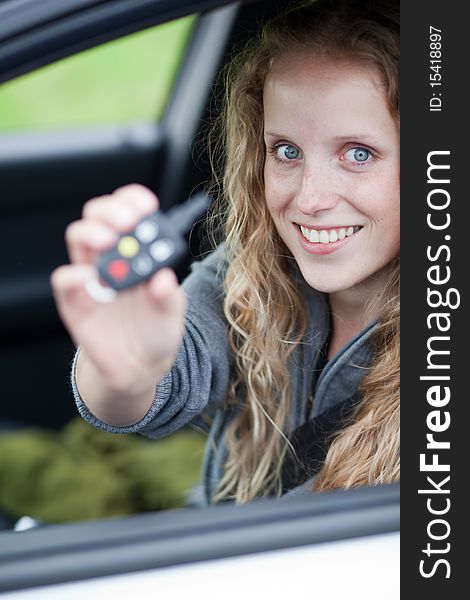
[263,55,400,299]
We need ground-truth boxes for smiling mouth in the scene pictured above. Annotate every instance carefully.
[298,224,363,244]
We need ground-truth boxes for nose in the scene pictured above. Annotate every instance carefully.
[294,165,340,216]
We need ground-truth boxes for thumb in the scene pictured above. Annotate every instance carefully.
[147,268,187,316]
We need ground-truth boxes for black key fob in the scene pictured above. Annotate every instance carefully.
[96,193,209,291]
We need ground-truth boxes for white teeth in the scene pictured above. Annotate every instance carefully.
[309,229,319,242]
[299,225,361,244]
[301,226,319,242]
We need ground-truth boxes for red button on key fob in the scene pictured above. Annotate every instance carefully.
[107,259,129,281]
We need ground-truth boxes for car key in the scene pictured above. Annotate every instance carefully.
[86,192,209,300]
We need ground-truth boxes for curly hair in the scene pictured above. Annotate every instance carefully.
[207,0,400,503]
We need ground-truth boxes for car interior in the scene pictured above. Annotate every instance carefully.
[0,0,289,432]
[0,0,399,594]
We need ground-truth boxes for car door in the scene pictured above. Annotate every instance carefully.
[0,482,400,596]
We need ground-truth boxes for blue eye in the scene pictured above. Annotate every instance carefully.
[276,144,300,160]
[345,147,371,163]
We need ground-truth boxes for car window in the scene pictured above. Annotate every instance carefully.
[0,10,205,529]
[0,15,196,133]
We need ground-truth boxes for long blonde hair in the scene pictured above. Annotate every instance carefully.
[207,0,400,503]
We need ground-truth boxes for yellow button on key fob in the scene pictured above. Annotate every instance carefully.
[117,236,139,258]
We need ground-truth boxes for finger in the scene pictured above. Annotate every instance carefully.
[112,184,159,214]
[65,220,118,264]
[82,196,142,233]
[50,264,99,335]
[148,268,187,315]
[50,264,97,303]
[82,186,158,234]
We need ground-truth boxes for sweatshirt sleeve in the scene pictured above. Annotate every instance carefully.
[73,245,231,437]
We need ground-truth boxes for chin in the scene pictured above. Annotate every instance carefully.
[299,272,346,294]
[299,267,368,295]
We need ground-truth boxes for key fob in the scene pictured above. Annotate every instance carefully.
[95,192,208,292]
[97,211,187,291]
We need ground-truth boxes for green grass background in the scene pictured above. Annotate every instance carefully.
[0,418,206,522]
[0,16,195,132]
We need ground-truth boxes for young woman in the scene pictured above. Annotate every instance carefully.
[51,0,400,504]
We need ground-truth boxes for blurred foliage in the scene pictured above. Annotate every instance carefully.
[0,417,206,523]
[0,15,195,132]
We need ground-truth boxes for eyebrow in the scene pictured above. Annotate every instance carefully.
[264,131,285,138]
[333,134,382,143]
[264,131,382,143]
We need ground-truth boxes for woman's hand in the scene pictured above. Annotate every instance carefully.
[50,184,187,420]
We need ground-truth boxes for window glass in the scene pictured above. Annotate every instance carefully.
[0,15,196,133]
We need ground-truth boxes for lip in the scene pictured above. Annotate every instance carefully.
[295,223,362,255]
[296,223,361,231]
